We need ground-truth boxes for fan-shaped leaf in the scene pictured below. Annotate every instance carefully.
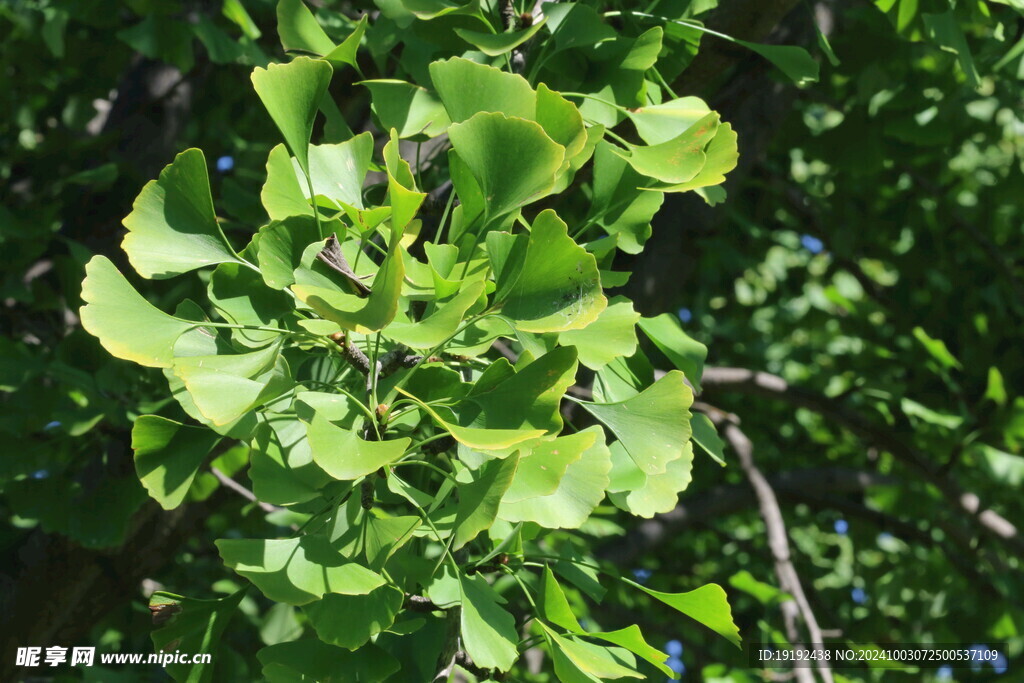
[122,149,239,279]
[217,536,385,605]
[80,256,194,368]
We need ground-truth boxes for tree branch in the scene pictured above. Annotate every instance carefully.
[598,467,893,564]
[700,366,1023,557]
[712,414,833,683]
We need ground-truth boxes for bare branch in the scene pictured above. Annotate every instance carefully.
[712,414,832,683]
[701,366,1023,557]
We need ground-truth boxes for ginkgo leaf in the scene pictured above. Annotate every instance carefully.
[447,112,565,229]
[305,413,410,480]
[362,79,451,138]
[251,56,333,179]
[581,370,693,475]
[460,573,519,671]
[587,625,674,678]
[324,14,367,69]
[217,536,385,605]
[691,413,726,466]
[277,0,334,55]
[538,621,642,681]
[395,388,546,451]
[429,57,536,124]
[612,112,720,184]
[495,210,607,333]
[149,589,245,683]
[454,18,548,56]
[256,215,324,289]
[384,281,484,349]
[626,96,712,145]
[453,455,519,550]
[624,580,742,649]
[258,640,399,682]
[502,430,593,503]
[498,426,611,529]
[608,441,694,518]
[585,141,664,254]
[557,297,640,369]
[292,235,405,333]
[541,564,583,632]
[173,344,292,426]
[462,346,578,436]
[122,148,240,279]
[638,314,707,392]
[304,584,404,650]
[133,415,221,510]
[80,256,194,368]
[656,122,739,193]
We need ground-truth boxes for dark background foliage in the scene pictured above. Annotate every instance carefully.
[1,0,1021,680]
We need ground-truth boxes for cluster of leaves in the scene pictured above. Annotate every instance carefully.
[74,1,765,679]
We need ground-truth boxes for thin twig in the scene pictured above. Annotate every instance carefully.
[210,467,283,515]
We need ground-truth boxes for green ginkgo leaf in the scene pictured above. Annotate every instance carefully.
[585,142,664,254]
[498,426,611,529]
[453,455,519,550]
[256,215,324,289]
[324,14,367,69]
[403,0,479,20]
[430,58,586,161]
[626,96,712,145]
[292,235,405,333]
[262,144,314,220]
[587,625,674,678]
[303,584,404,650]
[251,56,333,179]
[690,413,726,466]
[132,415,221,510]
[174,344,292,426]
[613,112,720,184]
[276,0,334,55]
[454,17,548,56]
[557,296,640,369]
[122,149,240,279]
[384,280,484,349]
[581,370,693,475]
[624,580,742,649]
[382,130,426,232]
[305,413,410,480]
[502,430,593,503]
[429,57,536,124]
[258,640,399,682]
[250,417,333,506]
[80,256,194,368]
[538,621,642,681]
[362,79,451,138]
[463,346,578,435]
[447,112,565,229]
[149,589,245,683]
[657,122,739,193]
[395,388,545,451]
[306,134,375,209]
[608,441,694,518]
[208,263,293,348]
[638,314,707,392]
[217,536,385,605]
[495,210,607,333]
[541,564,583,632]
[460,573,519,671]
